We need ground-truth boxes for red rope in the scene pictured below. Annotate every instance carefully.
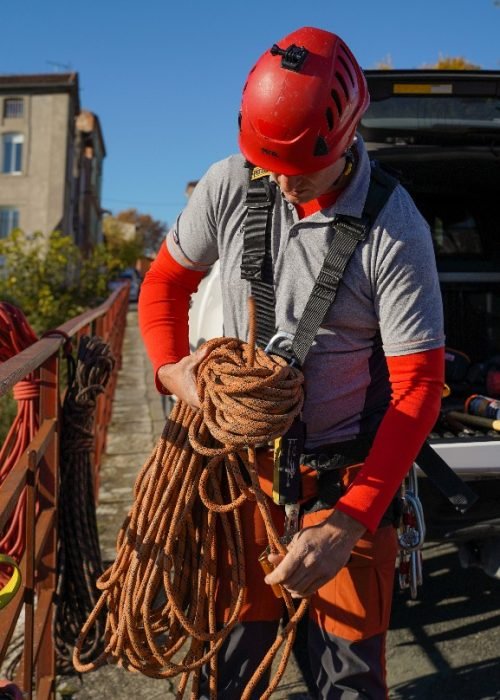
[0,303,40,585]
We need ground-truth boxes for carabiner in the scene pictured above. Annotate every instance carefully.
[264,331,298,366]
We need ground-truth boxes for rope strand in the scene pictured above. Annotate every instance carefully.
[54,335,115,674]
[74,307,308,697]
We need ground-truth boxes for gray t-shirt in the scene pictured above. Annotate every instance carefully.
[168,136,445,448]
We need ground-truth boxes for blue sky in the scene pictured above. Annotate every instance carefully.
[2,0,499,228]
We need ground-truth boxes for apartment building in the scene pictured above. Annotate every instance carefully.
[0,73,105,253]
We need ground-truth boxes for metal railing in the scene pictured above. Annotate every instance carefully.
[0,284,129,699]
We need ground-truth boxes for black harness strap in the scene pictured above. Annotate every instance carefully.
[417,442,478,512]
[291,166,398,367]
[240,172,277,348]
[291,215,369,367]
[241,164,398,359]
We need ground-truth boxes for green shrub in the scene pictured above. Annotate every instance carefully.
[0,228,135,441]
[0,229,120,333]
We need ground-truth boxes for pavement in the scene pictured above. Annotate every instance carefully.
[65,306,500,699]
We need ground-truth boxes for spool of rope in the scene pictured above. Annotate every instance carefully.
[55,336,115,674]
[74,302,309,698]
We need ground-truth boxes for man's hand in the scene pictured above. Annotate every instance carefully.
[265,509,366,598]
[157,345,209,409]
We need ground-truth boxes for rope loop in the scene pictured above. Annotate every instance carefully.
[74,315,308,696]
[12,379,40,402]
[197,336,304,449]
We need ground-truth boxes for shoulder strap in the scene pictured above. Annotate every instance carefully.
[290,165,398,367]
[240,167,277,347]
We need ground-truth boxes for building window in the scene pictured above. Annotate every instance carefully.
[3,98,24,119]
[2,133,23,174]
[0,208,20,238]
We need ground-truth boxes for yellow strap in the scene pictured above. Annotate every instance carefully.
[0,554,22,609]
[251,167,271,181]
[272,437,282,504]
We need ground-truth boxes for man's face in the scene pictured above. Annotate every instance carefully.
[269,157,347,205]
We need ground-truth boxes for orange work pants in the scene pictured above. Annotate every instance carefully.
[215,447,398,641]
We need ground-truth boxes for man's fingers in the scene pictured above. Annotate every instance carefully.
[264,550,301,585]
[192,344,210,366]
[267,553,284,567]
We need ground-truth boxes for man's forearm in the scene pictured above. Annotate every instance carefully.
[336,347,445,532]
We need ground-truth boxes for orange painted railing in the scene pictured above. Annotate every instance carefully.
[0,284,129,700]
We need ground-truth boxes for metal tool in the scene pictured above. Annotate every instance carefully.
[397,464,426,599]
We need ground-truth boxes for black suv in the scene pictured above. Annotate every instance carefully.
[360,70,500,577]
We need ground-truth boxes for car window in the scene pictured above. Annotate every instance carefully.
[362,95,500,132]
[415,197,484,258]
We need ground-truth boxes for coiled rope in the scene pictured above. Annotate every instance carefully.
[0,303,39,584]
[55,335,115,674]
[74,301,309,698]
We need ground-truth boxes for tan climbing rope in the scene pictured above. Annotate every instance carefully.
[74,300,309,698]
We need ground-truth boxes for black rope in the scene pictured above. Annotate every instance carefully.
[54,335,115,675]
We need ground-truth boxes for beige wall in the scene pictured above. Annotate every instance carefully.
[0,92,72,235]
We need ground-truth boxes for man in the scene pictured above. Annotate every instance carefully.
[139,26,445,699]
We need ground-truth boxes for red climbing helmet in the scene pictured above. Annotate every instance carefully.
[238,27,370,175]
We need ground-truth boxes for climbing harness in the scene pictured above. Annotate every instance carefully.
[242,162,398,516]
[241,162,478,598]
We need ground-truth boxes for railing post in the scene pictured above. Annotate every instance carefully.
[17,450,36,699]
[35,355,59,700]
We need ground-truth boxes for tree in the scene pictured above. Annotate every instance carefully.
[0,229,112,333]
[114,209,168,256]
[102,216,144,275]
[375,54,393,70]
[425,54,481,70]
